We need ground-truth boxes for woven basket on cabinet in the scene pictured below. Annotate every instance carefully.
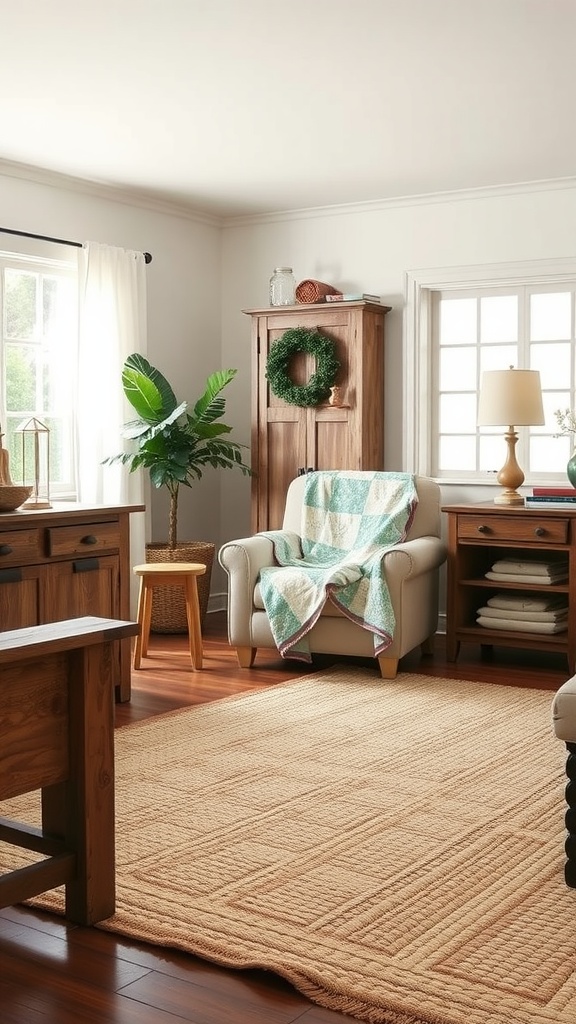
[295,279,340,304]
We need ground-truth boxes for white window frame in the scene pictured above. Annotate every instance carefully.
[404,257,576,481]
[0,244,78,498]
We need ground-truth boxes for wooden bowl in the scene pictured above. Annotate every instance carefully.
[0,485,33,512]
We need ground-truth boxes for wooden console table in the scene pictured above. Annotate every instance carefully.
[0,502,144,702]
[443,502,576,673]
[0,616,138,925]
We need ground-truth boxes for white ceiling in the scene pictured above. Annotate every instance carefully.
[2,0,575,219]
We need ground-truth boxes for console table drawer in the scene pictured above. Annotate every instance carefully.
[0,529,42,565]
[47,522,121,557]
[457,515,568,545]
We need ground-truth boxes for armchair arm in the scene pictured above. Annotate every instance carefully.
[382,536,447,581]
[218,535,277,647]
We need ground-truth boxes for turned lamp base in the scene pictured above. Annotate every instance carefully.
[493,427,526,506]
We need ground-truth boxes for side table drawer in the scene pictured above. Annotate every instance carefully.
[457,515,568,545]
[0,529,42,566]
[47,522,121,557]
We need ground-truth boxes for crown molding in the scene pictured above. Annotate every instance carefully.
[0,158,223,228]
[2,158,575,230]
[222,176,576,228]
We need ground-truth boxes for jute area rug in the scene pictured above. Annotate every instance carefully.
[1,667,575,1024]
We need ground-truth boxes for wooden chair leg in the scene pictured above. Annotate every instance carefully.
[377,655,398,679]
[133,578,147,669]
[185,575,203,670]
[236,646,256,668]
[140,583,153,658]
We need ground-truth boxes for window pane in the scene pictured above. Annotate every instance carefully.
[439,435,475,471]
[5,343,36,411]
[439,393,477,432]
[2,261,77,497]
[530,342,571,388]
[5,270,37,339]
[531,435,570,473]
[479,344,518,372]
[479,434,506,472]
[439,298,476,345]
[480,295,517,343]
[530,292,571,341]
[439,347,477,389]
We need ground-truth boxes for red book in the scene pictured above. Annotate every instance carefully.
[532,486,576,496]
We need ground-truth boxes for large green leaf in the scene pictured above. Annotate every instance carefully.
[122,353,179,423]
[191,369,237,424]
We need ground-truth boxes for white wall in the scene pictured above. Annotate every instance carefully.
[0,167,223,551]
[220,182,576,545]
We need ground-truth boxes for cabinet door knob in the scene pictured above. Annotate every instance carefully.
[81,534,98,545]
[0,543,13,556]
[477,524,490,534]
[534,527,545,537]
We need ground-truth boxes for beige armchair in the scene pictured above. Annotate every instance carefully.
[219,474,446,679]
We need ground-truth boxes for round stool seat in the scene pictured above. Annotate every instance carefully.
[132,562,207,670]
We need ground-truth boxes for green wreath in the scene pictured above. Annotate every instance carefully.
[265,327,340,406]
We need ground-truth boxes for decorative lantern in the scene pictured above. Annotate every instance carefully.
[16,417,52,509]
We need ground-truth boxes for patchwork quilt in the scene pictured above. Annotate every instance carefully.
[258,470,418,661]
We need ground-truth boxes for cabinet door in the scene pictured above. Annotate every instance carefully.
[262,405,308,530]
[311,406,353,470]
[0,565,42,630]
[42,555,120,622]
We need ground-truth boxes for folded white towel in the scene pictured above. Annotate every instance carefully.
[485,571,568,585]
[491,558,568,576]
[487,593,568,612]
[476,615,568,634]
[476,605,568,622]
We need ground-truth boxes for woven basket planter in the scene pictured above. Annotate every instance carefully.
[145,541,215,633]
[295,279,340,304]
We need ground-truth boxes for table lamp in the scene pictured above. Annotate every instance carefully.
[477,367,544,505]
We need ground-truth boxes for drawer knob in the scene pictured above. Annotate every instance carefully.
[477,524,490,534]
[0,543,13,556]
[81,534,98,545]
[534,527,546,537]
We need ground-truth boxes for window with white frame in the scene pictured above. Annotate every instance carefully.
[405,260,576,484]
[0,249,78,497]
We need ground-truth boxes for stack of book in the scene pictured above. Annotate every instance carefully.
[325,292,381,303]
[525,486,576,510]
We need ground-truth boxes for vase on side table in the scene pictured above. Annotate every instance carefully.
[568,451,576,488]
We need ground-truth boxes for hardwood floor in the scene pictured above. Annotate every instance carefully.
[0,614,568,1024]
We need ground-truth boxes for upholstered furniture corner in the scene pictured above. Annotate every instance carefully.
[552,676,576,887]
[219,474,447,679]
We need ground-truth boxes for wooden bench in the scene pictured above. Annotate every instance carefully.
[0,615,138,925]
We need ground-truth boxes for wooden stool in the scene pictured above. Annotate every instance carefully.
[132,562,206,670]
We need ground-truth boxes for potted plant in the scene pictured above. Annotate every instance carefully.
[105,352,251,631]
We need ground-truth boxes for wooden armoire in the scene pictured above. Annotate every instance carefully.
[245,300,390,532]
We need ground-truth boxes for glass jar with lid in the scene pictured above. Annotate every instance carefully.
[269,267,296,306]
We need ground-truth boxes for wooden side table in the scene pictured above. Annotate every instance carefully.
[442,502,576,673]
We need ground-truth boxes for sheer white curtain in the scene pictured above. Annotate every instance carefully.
[77,241,147,612]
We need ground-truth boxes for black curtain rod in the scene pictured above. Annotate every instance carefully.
[0,226,152,264]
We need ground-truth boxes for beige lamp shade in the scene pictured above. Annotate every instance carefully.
[477,368,544,427]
